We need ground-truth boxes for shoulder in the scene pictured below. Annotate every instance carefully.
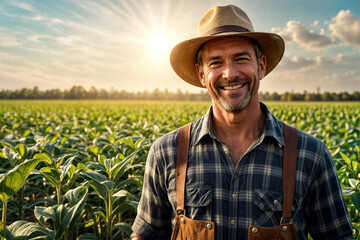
[295,128,336,180]
[296,129,329,160]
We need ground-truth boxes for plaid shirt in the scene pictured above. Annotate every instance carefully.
[132,103,353,240]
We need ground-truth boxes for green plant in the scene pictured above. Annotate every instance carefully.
[4,187,88,240]
[80,152,141,240]
[0,158,42,240]
[339,146,360,238]
[35,153,85,206]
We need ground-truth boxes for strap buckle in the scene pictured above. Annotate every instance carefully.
[176,209,186,216]
[280,217,292,225]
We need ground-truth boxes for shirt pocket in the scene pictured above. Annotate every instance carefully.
[184,184,213,220]
[253,189,283,226]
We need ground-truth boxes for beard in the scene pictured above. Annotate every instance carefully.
[217,90,252,113]
[213,75,259,113]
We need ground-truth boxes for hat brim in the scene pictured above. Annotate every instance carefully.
[170,32,285,88]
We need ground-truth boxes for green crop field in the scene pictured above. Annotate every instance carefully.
[0,100,359,239]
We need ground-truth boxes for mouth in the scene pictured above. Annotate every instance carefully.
[219,83,247,90]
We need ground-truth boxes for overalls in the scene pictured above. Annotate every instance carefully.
[171,123,298,240]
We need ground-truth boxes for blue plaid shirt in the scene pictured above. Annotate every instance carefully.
[132,103,353,240]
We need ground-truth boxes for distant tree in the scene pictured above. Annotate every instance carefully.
[0,86,359,101]
[88,86,99,99]
[66,86,86,99]
[321,92,333,101]
[341,92,351,101]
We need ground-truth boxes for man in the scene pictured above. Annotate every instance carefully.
[131,5,354,240]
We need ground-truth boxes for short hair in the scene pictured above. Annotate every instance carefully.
[196,38,264,70]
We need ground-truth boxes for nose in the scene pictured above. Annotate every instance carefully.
[222,62,238,80]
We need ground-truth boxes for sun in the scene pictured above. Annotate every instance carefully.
[147,31,174,56]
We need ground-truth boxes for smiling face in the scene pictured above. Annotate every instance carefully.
[196,36,266,113]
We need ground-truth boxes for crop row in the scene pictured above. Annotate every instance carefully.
[0,100,359,239]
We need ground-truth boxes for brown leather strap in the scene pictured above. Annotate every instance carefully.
[282,123,298,222]
[176,123,191,212]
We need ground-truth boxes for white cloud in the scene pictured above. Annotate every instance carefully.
[277,54,344,72]
[8,1,35,12]
[312,20,319,27]
[0,33,21,47]
[56,35,83,46]
[318,71,360,90]
[272,20,333,51]
[329,10,360,47]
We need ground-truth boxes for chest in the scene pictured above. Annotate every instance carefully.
[225,138,255,165]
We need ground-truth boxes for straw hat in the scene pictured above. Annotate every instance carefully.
[170,5,285,88]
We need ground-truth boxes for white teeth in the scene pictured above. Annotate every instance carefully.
[223,84,244,90]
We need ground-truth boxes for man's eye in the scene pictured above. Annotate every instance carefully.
[235,57,249,62]
[209,61,221,67]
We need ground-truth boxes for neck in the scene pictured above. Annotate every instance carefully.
[211,97,265,141]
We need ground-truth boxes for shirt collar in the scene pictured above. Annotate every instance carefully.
[193,102,284,146]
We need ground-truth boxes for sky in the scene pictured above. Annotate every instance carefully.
[0,0,360,94]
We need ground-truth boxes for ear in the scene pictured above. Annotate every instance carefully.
[195,64,206,87]
[259,55,267,80]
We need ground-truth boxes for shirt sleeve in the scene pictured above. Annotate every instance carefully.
[305,143,354,239]
[131,140,173,240]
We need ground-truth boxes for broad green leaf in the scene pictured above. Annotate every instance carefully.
[94,210,106,219]
[114,222,132,237]
[22,129,32,138]
[5,220,55,240]
[104,158,112,172]
[15,144,27,159]
[55,204,68,232]
[351,191,360,211]
[88,181,108,200]
[40,167,60,187]
[34,206,56,228]
[84,221,94,228]
[342,187,355,196]
[98,155,106,166]
[57,188,88,238]
[64,186,85,206]
[81,171,108,183]
[112,201,138,216]
[34,153,54,165]
[2,146,17,165]
[111,151,136,182]
[349,178,359,188]
[81,171,109,199]
[115,175,142,190]
[113,189,130,198]
[340,152,351,167]
[60,156,76,177]
[0,151,6,159]
[87,145,99,157]
[0,158,42,201]
[86,162,105,171]
[44,142,55,156]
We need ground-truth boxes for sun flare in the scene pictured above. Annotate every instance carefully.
[148,32,174,56]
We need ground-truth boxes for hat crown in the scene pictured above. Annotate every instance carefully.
[198,5,254,37]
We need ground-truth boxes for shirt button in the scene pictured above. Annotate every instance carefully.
[231,220,235,225]
[233,174,238,179]
[232,194,237,199]
[278,143,283,148]
[274,200,279,205]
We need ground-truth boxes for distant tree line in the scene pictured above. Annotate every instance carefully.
[0,86,359,101]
